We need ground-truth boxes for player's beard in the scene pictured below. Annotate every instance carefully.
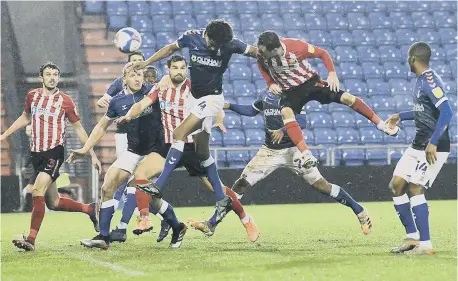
[171,74,185,84]
[44,82,56,91]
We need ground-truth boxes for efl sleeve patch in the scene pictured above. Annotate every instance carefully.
[432,87,444,98]
[308,44,315,54]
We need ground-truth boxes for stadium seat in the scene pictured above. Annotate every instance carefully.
[227,151,251,168]
[451,63,457,80]
[307,112,333,129]
[395,29,418,46]
[240,14,262,31]
[304,14,327,30]
[285,30,308,40]
[224,97,236,106]
[347,13,370,30]
[356,46,380,63]
[195,14,214,27]
[444,44,457,61]
[444,80,457,97]
[378,46,402,62]
[321,1,344,13]
[404,126,416,144]
[431,1,457,11]
[384,130,407,144]
[262,14,284,30]
[237,96,256,105]
[236,1,258,14]
[171,2,193,15]
[301,1,322,14]
[334,46,358,62]
[128,1,150,15]
[388,148,406,163]
[108,16,128,30]
[308,30,332,47]
[224,129,246,146]
[365,149,388,165]
[211,130,223,146]
[325,13,348,30]
[448,147,457,163]
[385,1,410,12]
[389,79,412,96]
[216,13,241,31]
[344,79,368,97]
[140,33,156,48]
[434,12,457,28]
[250,64,262,81]
[229,64,252,81]
[368,12,391,29]
[364,2,387,13]
[131,15,153,32]
[431,62,453,80]
[383,62,408,80]
[215,151,227,167]
[314,128,337,145]
[394,95,415,111]
[428,44,447,62]
[140,48,155,60]
[245,129,265,146]
[174,15,197,32]
[373,29,396,46]
[352,30,376,46]
[223,112,242,129]
[106,2,128,15]
[412,12,434,29]
[343,2,365,13]
[450,126,457,144]
[258,1,281,14]
[283,13,306,30]
[331,31,354,47]
[328,102,352,113]
[84,1,104,14]
[233,81,257,97]
[359,128,384,144]
[152,15,175,32]
[192,1,215,14]
[337,128,360,145]
[366,79,390,96]
[417,28,440,45]
[339,63,363,80]
[340,149,365,166]
[362,63,385,80]
[254,80,268,92]
[376,111,394,122]
[222,83,234,97]
[371,95,396,112]
[150,1,172,15]
[241,115,264,129]
[331,112,356,128]
[155,32,176,46]
[302,129,315,144]
[354,110,375,128]
[389,12,414,29]
[439,28,457,45]
[305,100,328,113]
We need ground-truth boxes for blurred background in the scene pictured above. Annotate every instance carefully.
[1,1,457,212]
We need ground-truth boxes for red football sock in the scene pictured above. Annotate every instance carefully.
[135,179,151,217]
[27,196,45,244]
[225,187,246,220]
[284,121,308,152]
[55,197,92,215]
[351,97,381,125]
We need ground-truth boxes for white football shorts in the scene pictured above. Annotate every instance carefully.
[187,94,224,135]
[115,133,128,158]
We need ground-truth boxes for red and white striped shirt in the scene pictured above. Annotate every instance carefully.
[147,79,194,144]
[257,38,335,91]
[24,88,80,152]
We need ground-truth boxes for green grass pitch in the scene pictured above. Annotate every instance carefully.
[2,201,456,281]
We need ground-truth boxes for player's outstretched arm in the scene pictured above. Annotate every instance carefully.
[226,102,260,117]
[212,110,227,133]
[0,112,30,141]
[136,42,180,69]
[245,46,258,58]
[71,121,102,172]
[117,96,153,124]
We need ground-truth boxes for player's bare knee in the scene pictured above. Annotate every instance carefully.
[389,179,405,196]
[408,184,425,197]
[312,178,332,194]
[232,178,251,195]
[340,92,356,107]
[150,197,162,211]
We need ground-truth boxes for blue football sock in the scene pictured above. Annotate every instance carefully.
[202,157,225,201]
[99,200,116,237]
[208,210,217,226]
[329,184,363,214]
[393,194,418,236]
[119,187,137,227]
[411,194,431,245]
[149,205,158,215]
[113,181,127,210]
[158,200,181,231]
[155,141,185,189]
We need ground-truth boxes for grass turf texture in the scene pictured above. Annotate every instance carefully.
[2,201,456,281]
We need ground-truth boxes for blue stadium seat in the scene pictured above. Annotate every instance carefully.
[366,149,388,165]
[106,2,128,15]
[308,30,332,47]
[227,151,251,168]
[301,2,322,14]
[356,46,379,63]
[150,2,172,15]
[412,12,434,29]
[321,1,344,12]
[389,12,414,29]
[377,110,395,122]
[230,54,250,65]
[222,83,234,97]
[237,1,258,14]
[283,13,306,30]
[352,30,376,46]
[245,129,264,146]
[410,1,433,12]
[240,31,257,45]
[240,14,262,31]
[174,15,197,32]
[195,14,213,27]
[366,79,390,96]
[362,63,385,80]
[450,126,457,144]
[378,46,402,62]
[343,2,365,13]
[211,130,223,146]
[262,14,284,30]
[307,112,333,129]
[258,1,281,14]
[295,114,307,128]
[229,64,252,81]
[304,14,327,30]
[443,80,457,96]
[233,81,256,97]
[192,1,215,14]
[254,79,268,92]
[344,79,368,97]
[371,95,396,112]
[434,12,457,28]
[354,110,374,128]
[389,79,412,96]
[152,15,174,32]
[395,29,418,45]
[451,63,457,80]
[140,33,156,48]
[439,28,456,44]
[302,129,315,144]
[279,1,304,14]
[224,112,242,129]
[155,32,176,46]
[339,63,363,80]
[217,1,237,14]
[108,16,128,30]
[384,62,408,79]
[328,102,352,113]
[224,129,246,146]
[216,151,227,167]
[373,29,396,46]
[340,149,365,166]
[364,2,387,12]
[305,100,328,113]
[337,128,360,144]
[431,2,457,11]
[237,96,256,105]
[130,15,153,32]
[249,64,261,81]
[84,1,104,14]
[216,13,241,31]
[385,1,410,12]
[389,148,406,163]
[128,1,150,15]
[444,44,457,61]
[404,126,417,144]
[431,62,453,80]
[325,13,348,30]
[331,31,354,47]
[347,13,370,30]
[359,128,384,144]
[171,2,193,15]
[451,113,458,127]
[428,44,447,62]
[314,128,337,145]
[285,30,308,40]
[334,46,358,62]
[394,95,415,111]
[417,28,440,45]
[331,112,356,128]
[242,115,264,130]
[140,48,155,59]
[368,12,391,29]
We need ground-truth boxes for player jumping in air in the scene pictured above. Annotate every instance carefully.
[68,63,187,249]
[119,55,260,242]
[134,20,258,224]
[0,62,101,251]
[385,42,453,255]
[189,89,372,236]
[255,31,400,164]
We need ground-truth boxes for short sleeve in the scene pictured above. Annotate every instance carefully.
[176,30,196,49]
[24,92,33,113]
[106,77,124,97]
[422,78,448,108]
[105,99,118,119]
[146,85,160,103]
[252,93,264,111]
[230,38,250,54]
[64,96,81,123]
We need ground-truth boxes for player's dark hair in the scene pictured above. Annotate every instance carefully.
[257,31,281,51]
[205,19,233,46]
[145,65,158,75]
[409,42,431,65]
[167,55,187,68]
[39,62,60,76]
[127,51,145,62]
